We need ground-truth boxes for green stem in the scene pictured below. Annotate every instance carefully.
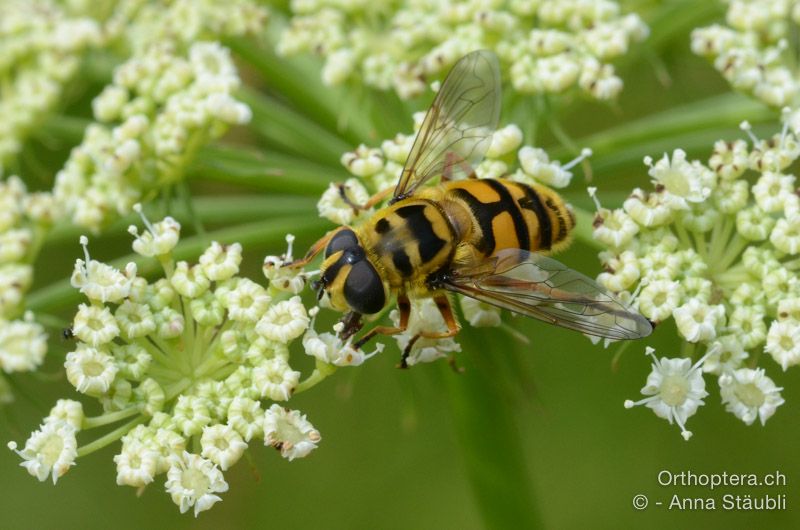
[571,206,602,250]
[76,416,146,457]
[136,337,183,374]
[549,94,774,179]
[692,230,709,262]
[545,97,579,155]
[672,221,694,250]
[82,406,141,429]
[709,216,735,264]
[225,32,371,144]
[295,361,338,394]
[164,378,193,401]
[178,182,205,237]
[715,234,751,273]
[442,325,542,529]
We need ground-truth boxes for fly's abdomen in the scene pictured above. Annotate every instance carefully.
[444,179,575,257]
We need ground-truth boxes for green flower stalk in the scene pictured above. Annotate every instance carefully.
[277,0,648,100]
[591,115,800,438]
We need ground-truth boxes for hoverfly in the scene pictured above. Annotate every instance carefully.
[287,50,652,366]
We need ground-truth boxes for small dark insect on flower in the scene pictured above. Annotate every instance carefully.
[62,327,75,340]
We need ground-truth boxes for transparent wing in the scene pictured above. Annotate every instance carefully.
[443,249,653,340]
[393,50,501,201]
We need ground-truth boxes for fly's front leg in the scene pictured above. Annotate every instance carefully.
[282,227,345,269]
[401,294,461,370]
[338,183,393,212]
[338,311,363,341]
[352,294,410,352]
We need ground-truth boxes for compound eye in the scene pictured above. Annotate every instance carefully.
[325,229,359,258]
[344,261,385,315]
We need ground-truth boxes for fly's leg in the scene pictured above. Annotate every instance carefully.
[338,311,364,341]
[338,183,393,212]
[282,227,345,269]
[400,295,461,369]
[442,152,478,181]
[352,294,410,351]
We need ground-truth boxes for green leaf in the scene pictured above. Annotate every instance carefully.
[46,194,319,243]
[226,33,373,145]
[187,144,346,195]
[239,87,353,166]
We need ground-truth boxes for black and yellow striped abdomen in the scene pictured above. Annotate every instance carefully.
[440,178,574,257]
[356,179,574,292]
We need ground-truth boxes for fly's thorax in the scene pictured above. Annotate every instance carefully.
[442,178,575,258]
[317,228,388,315]
[358,198,457,288]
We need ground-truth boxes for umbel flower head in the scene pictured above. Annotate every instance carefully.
[278,0,648,100]
[594,116,800,436]
[52,40,253,232]
[0,1,103,168]
[0,0,267,172]
[691,0,800,108]
[0,177,57,391]
[6,208,369,516]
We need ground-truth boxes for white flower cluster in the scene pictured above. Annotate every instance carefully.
[0,0,103,168]
[326,120,589,219]
[104,0,268,55]
[593,118,800,437]
[6,210,346,516]
[691,0,800,107]
[52,42,252,231]
[278,0,648,100]
[0,177,57,387]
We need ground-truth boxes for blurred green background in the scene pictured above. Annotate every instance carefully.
[2,1,799,528]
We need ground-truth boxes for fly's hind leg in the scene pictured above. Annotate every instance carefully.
[400,295,461,370]
[442,152,478,181]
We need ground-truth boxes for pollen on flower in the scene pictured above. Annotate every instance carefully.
[165,452,229,517]
[719,368,785,426]
[262,405,321,461]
